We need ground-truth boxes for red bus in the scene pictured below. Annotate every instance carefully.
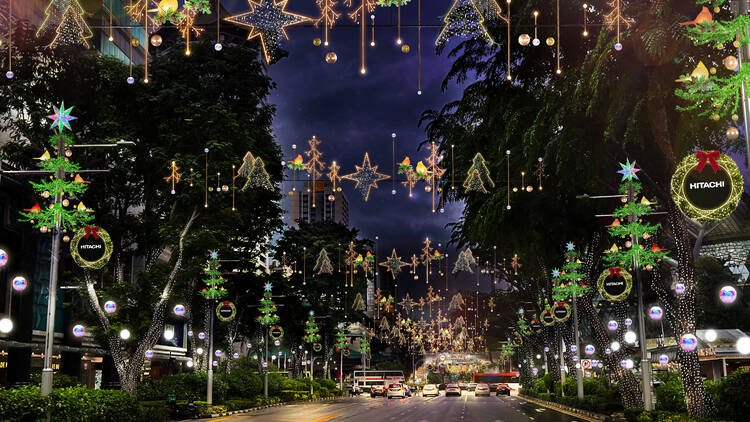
[472,372,520,394]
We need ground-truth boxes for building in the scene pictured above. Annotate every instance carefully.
[288,181,349,228]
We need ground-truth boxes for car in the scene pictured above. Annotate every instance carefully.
[488,383,499,392]
[496,383,511,396]
[371,385,385,397]
[422,384,440,397]
[467,383,477,391]
[458,382,468,390]
[475,383,490,396]
[387,383,406,399]
[445,383,462,397]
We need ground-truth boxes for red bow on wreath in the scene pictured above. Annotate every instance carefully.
[695,150,720,173]
[84,226,100,239]
[222,301,231,307]
[608,267,621,277]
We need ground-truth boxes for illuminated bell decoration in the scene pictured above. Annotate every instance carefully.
[150,35,163,47]
[680,333,698,351]
[72,324,85,337]
[173,304,186,316]
[724,55,738,70]
[674,283,686,294]
[131,38,140,47]
[659,354,669,365]
[584,344,595,355]
[518,34,530,46]
[625,318,633,326]
[103,300,117,314]
[719,286,737,304]
[325,52,338,64]
[12,276,27,291]
[726,127,740,140]
[401,44,410,53]
[649,306,663,320]
[546,37,555,46]
[198,332,206,340]
[313,38,322,46]
[608,320,618,331]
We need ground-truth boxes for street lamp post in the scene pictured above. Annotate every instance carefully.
[207,303,215,405]
[572,293,584,400]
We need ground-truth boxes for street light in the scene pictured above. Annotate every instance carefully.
[119,329,131,340]
[197,347,204,355]
[164,327,175,341]
[0,317,13,334]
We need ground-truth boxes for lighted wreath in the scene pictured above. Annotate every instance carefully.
[269,325,284,340]
[541,309,556,326]
[552,302,571,323]
[597,267,633,302]
[215,301,236,322]
[670,151,743,222]
[70,226,113,269]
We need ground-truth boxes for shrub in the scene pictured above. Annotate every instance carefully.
[0,385,50,422]
[710,369,750,421]
[138,372,229,404]
[534,379,547,394]
[226,368,263,398]
[136,400,170,422]
[317,378,337,391]
[224,398,257,411]
[29,373,82,388]
[654,373,686,413]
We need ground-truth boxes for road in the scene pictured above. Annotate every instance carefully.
[199,393,584,422]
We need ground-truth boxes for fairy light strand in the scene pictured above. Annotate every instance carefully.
[204,148,209,208]
[370,14,375,46]
[582,3,588,37]
[556,0,561,74]
[231,164,236,211]
[417,0,421,94]
[144,7,149,83]
[109,0,114,41]
[396,0,402,45]
[7,0,12,78]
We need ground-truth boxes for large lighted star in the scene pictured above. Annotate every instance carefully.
[343,152,390,201]
[565,242,576,251]
[379,249,409,279]
[263,282,273,291]
[617,159,640,181]
[224,0,311,64]
[47,102,77,132]
[210,250,219,260]
[551,268,561,278]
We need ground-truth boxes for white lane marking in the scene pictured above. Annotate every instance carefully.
[535,408,545,412]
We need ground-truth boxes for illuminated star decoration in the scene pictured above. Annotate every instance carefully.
[264,282,273,291]
[617,159,640,181]
[551,268,561,278]
[565,242,575,251]
[210,250,219,260]
[343,152,390,201]
[224,0,311,64]
[47,102,77,132]
[380,249,409,279]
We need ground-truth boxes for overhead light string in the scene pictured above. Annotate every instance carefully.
[128,0,133,84]
[505,0,511,80]
[556,0,561,74]
[417,0,421,95]
[582,3,588,37]
[109,0,114,41]
[396,0,402,45]
[6,0,12,79]
[204,148,209,208]
[216,0,222,50]
[144,6,149,83]
[451,144,455,191]
[506,149,511,210]
[391,133,396,193]
[370,14,375,47]
[231,164,236,211]
[533,10,539,45]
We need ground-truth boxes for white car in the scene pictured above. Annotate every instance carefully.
[422,384,440,397]
[475,383,490,396]
[445,383,461,396]
[386,383,406,399]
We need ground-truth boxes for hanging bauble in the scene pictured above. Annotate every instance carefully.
[710,67,717,75]
[313,38,322,46]
[614,43,623,51]
[680,333,698,351]
[726,127,740,140]
[150,35,163,47]
[215,43,223,51]
[625,318,633,326]
[328,194,335,201]
[401,44,410,53]
[532,38,540,46]
[104,300,117,313]
[625,240,632,248]
[72,324,85,337]
[645,264,653,271]
[325,52,338,64]
[608,320,618,331]
[198,332,206,340]
[131,38,140,47]
[62,235,70,243]
[649,306,663,320]
[40,226,48,233]
[584,345,595,355]
[605,348,611,355]
[12,276,27,292]
[546,37,555,46]
[712,113,721,121]
[732,114,739,121]
[5,71,13,79]
[518,34,530,46]
[719,285,737,304]
[674,283,685,294]
[173,304,187,316]
[127,77,135,85]
[723,55,738,70]
[659,354,669,365]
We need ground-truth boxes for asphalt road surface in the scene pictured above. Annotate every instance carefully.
[198,393,583,422]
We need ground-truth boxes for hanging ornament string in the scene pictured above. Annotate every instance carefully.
[109,0,114,41]
[556,0,561,74]
[370,14,375,46]
[506,150,511,210]
[392,133,396,193]
[217,0,221,47]
[231,164,236,211]
[504,0,511,80]
[144,7,149,83]
[533,10,539,44]
[204,148,209,208]
[605,0,632,50]
[451,144,455,191]
[128,0,133,83]
[189,168,194,187]
[582,3,588,37]
[6,0,12,79]
[417,0,421,94]
[396,0,402,46]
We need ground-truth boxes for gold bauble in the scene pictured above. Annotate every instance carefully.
[150,35,163,47]
[518,34,531,46]
[645,264,654,271]
[42,191,50,198]
[712,113,721,121]
[525,186,533,192]
[512,187,518,192]
[62,199,70,207]
[328,194,335,201]
[313,38,322,46]
[625,240,632,248]
[717,43,724,50]
[325,52,337,64]
[401,44,410,54]
[723,55,738,70]
[40,226,48,233]
[714,6,720,13]
[732,114,740,121]
[546,37,555,46]
[726,126,740,140]
[158,0,178,13]
[424,185,432,192]
[65,149,72,157]
[221,185,229,192]
[710,67,717,75]
[642,232,651,240]
[63,235,70,243]
[336,187,342,192]
[734,40,741,48]
[131,38,140,47]
[620,196,628,203]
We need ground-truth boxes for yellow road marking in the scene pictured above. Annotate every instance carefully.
[303,414,341,422]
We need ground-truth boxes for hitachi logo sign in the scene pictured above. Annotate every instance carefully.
[80,244,102,249]
[689,181,725,189]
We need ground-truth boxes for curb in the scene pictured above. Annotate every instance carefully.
[206,395,354,418]
[517,394,610,422]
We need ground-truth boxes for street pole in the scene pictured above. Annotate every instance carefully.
[560,337,566,388]
[339,349,343,391]
[207,305,215,405]
[309,345,314,396]
[572,293,584,400]
[40,134,65,396]
[733,0,750,164]
[264,327,269,398]
[629,184,653,411]
[543,351,549,376]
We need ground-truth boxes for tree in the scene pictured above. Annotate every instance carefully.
[257,282,280,326]
[241,155,274,191]
[0,32,283,394]
[313,248,334,275]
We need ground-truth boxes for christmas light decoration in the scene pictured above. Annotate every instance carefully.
[624,330,636,343]
[719,285,737,304]
[649,306,663,320]
[165,161,181,194]
[435,0,494,46]
[675,282,686,294]
[352,292,366,311]
[423,142,445,212]
[360,332,371,358]
[314,0,340,47]
[11,276,27,292]
[335,323,348,351]
[670,152,743,222]
[199,251,228,299]
[303,312,322,343]
[73,324,85,337]
[343,152,390,201]
[5,0,13,79]
[303,136,327,208]
[225,0,311,64]
[737,336,750,355]
[104,301,117,314]
[448,292,464,311]
[343,0,376,74]
[659,354,669,365]
[238,152,274,191]
[452,248,475,273]
[380,248,408,279]
[604,0,633,50]
[173,304,186,316]
[313,248,334,275]
[463,153,495,193]
[625,318,633,326]
[256,282,280,325]
[0,250,7,267]
[552,243,590,300]
[680,333,698,351]
[37,0,93,48]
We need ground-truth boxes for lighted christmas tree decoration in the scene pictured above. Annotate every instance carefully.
[380,248,408,279]
[303,136,327,208]
[452,248,475,274]
[37,0,94,48]
[552,243,591,301]
[335,323,348,351]
[448,292,464,311]
[359,331,371,357]
[463,153,495,193]
[435,0,494,46]
[352,292,366,311]
[423,142,446,212]
[313,248,334,276]
[19,103,95,232]
[256,282,280,325]
[225,0,311,64]
[343,152,390,201]
[199,250,228,300]
[303,312,322,343]
[238,152,274,191]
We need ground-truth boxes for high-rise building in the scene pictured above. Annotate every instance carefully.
[288,181,349,228]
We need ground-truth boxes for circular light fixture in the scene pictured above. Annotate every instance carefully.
[705,329,717,342]
[611,341,621,352]
[104,301,117,314]
[119,329,131,340]
[12,276,27,292]
[737,337,750,355]
[73,324,85,337]
[0,317,13,334]
[624,331,637,344]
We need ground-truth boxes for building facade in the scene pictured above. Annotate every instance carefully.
[288,181,349,228]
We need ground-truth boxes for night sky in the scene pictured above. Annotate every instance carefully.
[224,0,482,298]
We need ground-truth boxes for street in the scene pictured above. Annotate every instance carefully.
[199,394,583,422]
